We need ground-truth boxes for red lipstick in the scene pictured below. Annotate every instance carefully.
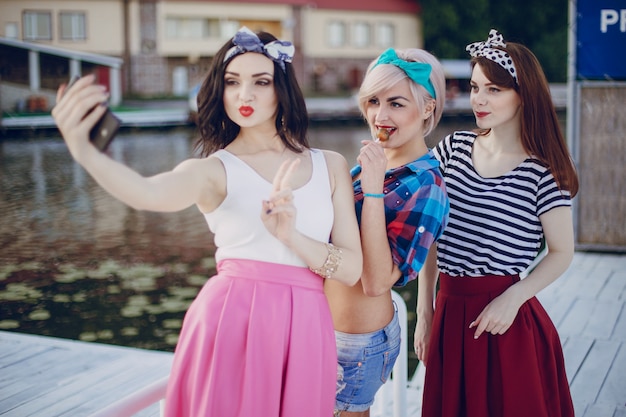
[239,106,254,117]
[475,111,489,119]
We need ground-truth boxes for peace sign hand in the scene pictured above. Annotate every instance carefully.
[261,159,300,245]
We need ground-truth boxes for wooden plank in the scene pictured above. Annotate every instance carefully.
[8,357,152,416]
[596,341,626,406]
[558,298,596,337]
[573,400,588,417]
[0,350,135,415]
[0,331,172,417]
[69,361,170,416]
[612,301,626,342]
[613,406,626,417]
[598,270,626,301]
[569,340,620,404]
[582,300,622,340]
[582,403,617,417]
[28,357,169,417]
[540,294,575,327]
[562,336,594,385]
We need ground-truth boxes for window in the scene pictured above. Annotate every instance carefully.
[23,11,52,41]
[219,20,240,40]
[4,22,18,39]
[166,18,208,39]
[165,18,178,38]
[165,17,232,40]
[376,23,395,48]
[327,21,346,48]
[60,12,86,40]
[352,22,371,48]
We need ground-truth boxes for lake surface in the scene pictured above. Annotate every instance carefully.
[0,117,472,372]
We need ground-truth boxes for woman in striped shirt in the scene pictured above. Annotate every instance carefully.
[416,30,579,417]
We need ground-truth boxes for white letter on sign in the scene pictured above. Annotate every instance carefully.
[601,9,618,33]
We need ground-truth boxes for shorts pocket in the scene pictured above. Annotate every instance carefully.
[380,340,401,383]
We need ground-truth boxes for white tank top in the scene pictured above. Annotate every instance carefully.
[204,149,334,267]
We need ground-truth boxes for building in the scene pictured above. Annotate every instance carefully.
[0,0,422,111]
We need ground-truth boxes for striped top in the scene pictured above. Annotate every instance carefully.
[432,131,571,277]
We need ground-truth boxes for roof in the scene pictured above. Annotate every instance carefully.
[169,0,420,13]
[0,37,123,68]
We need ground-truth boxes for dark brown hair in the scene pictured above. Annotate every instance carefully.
[471,43,579,197]
[195,30,309,156]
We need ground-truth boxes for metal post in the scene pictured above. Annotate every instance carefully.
[28,50,40,91]
[567,0,580,241]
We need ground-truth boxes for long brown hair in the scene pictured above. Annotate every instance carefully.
[471,43,579,197]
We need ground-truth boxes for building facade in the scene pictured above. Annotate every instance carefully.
[0,0,422,99]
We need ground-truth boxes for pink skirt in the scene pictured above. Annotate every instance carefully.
[164,259,336,417]
[422,273,574,417]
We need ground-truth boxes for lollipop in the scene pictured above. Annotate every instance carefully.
[376,128,389,142]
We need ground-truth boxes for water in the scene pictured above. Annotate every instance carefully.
[0,117,472,371]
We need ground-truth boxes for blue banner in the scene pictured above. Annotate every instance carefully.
[577,0,626,79]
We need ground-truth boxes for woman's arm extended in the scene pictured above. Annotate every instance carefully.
[52,75,225,213]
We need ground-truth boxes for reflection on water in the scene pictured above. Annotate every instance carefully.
[0,118,472,371]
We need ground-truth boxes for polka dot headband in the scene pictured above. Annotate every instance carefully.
[466,29,518,84]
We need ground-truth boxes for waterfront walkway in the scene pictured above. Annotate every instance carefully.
[1,250,625,416]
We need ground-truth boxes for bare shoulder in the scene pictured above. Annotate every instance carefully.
[174,154,225,178]
[318,149,352,194]
[319,149,350,172]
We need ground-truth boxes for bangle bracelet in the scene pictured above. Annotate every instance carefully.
[310,243,343,279]
[363,192,385,198]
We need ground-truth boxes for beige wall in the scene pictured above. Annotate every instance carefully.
[0,0,422,96]
[302,8,421,59]
[156,2,293,57]
[0,0,124,55]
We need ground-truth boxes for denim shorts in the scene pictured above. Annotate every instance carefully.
[334,306,401,413]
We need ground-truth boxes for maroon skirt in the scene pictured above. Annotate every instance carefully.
[421,273,574,417]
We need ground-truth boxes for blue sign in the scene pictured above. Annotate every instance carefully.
[577,0,626,79]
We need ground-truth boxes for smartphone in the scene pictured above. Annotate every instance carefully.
[64,76,121,152]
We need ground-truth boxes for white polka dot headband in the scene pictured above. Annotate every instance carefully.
[466,29,518,84]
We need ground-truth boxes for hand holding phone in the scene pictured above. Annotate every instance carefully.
[64,76,121,152]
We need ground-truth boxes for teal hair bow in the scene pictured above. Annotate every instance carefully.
[373,48,436,98]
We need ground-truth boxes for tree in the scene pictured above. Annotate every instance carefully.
[420,0,568,82]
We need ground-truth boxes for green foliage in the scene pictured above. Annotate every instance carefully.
[420,0,568,82]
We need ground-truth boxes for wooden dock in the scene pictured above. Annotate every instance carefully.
[0,332,172,417]
[1,251,624,417]
[538,251,626,417]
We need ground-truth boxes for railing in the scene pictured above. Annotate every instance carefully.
[87,376,168,417]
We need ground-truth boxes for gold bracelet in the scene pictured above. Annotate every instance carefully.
[310,243,343,279]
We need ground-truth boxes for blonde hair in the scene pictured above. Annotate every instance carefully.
[357,48,446,137]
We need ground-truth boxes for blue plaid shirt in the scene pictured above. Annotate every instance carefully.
[351,151,449,286]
